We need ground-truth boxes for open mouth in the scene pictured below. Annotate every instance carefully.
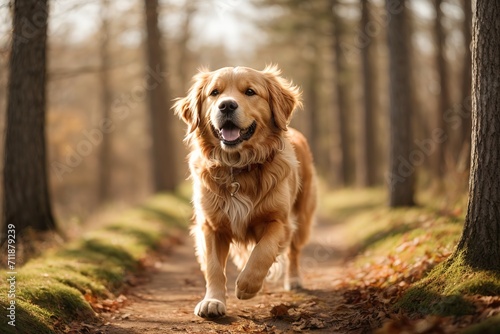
[215,121,257,146]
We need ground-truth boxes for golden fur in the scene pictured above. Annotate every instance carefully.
[174,66,317,318]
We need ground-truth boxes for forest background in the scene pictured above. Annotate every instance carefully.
[0,0,472,223]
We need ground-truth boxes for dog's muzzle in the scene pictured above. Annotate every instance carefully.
[211,99,257,147]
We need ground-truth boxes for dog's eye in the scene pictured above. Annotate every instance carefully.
[210,89,220,97]
[245,88,256,96]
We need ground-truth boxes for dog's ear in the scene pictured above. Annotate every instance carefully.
[262,65,302,131]
[173,69,211,135]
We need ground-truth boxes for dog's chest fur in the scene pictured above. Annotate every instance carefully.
[202,169,263,240]
[192,153,297,241]
[222,188,255,240]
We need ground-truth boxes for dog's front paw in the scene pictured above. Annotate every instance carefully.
[194,298,226,318]
[236,271,264,300]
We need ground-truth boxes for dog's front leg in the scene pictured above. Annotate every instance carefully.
[195,224,230,318]
[236,220,288,300]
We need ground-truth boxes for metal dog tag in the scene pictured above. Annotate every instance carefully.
[230,181,240,197]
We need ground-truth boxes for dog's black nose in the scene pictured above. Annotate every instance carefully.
[218,99,238,114]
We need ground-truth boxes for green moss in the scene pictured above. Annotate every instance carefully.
[19,281,94,319]
[319,187,500,329]
[320,188,461,258]
[397,252,500,316]
[397,286,476,316]
[0,192,191,334]
[1,299,54,334]
[105,224,160,247]
[17,260,109,297]
[418,252,500,296]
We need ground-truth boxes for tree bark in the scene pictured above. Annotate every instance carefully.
[358,0,379,187]
[386,0,415,207]
[433,0,450,178]
[144,0,178,192]
[2,0,56,242]
[457,0,472,173]
[454,0,500,271]
[98,0,113,201]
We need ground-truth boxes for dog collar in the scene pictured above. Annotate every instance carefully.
[230,164,260,176]
[229,151,276,176]
[227,152,276,197]
[228,164,260,197]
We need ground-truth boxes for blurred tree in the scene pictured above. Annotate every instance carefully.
[331,0,356,186]
[432,0,450,179]
[457,0,472,173]
[2,0,57,243]
[358,0,380,187]
[452,0,500,270]
[177,1,196,93]
[386,0,415,207]
[98,0,112,201]
[144,0,178,192]
[304,41,321,169]
[254,0,333,177]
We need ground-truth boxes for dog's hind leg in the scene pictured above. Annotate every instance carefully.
[285,240,302,290]
[285,215,311,290]
[286,178,316,290]
[286,128,317,291]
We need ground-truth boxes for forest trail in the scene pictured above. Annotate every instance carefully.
[102,216,361,334]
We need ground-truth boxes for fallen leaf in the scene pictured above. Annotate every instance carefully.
[270,304,291,318]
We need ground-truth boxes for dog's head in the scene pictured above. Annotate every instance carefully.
[174,66,301,163]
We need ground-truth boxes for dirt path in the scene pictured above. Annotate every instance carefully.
[102,218,361,333]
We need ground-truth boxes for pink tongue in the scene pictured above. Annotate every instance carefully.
[221,128,240,141]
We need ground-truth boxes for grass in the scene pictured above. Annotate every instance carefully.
[320,186,500,330]
[319,187,463,262]
[3,184,498,332]
[0,192,190,334]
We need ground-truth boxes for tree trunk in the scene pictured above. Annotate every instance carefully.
[305,44,321,173]
[358,0,379,187]
[178,2,195,93]
[386,0,415,207]
[2,0,56,243]
[432,0,450,179]
[453,0,500,271]
[144,0,178,192]
[457,0,472,173]
[98,0,113,202]
[332,0,356,186]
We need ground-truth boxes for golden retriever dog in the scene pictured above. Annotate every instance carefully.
[174,65,317,318]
